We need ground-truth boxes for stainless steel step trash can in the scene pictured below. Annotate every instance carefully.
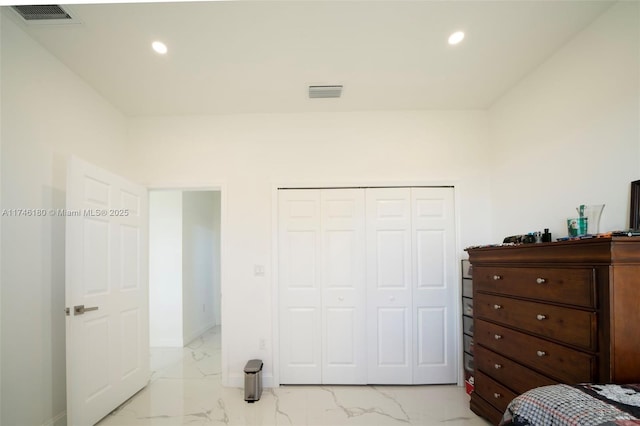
[244,359,263,402]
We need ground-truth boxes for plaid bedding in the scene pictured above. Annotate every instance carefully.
[500,384,640,426]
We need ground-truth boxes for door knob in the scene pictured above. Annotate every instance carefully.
[74,305,99,315]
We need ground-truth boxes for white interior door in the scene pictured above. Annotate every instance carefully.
[411,187,456,383]
[366,188,413,384]
[66,157,149,426]
[278,190,322,384]
[321,189,366,384]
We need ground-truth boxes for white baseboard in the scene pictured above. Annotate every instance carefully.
[183,321,216,346]
[42,410,66,426]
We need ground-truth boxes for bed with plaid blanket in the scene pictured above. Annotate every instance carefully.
[499,384,640,426]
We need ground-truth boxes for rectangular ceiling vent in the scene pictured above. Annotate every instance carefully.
[309,85,343,99]
[11,5,77,24]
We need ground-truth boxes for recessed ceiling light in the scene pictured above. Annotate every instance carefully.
[448,31,465,45]
[152,41,168,55]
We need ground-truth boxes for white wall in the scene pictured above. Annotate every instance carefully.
[488,1,640,242]
[149,191,184,347]
[127,111,493,386]
[0,14,130,426]
[182,191,218,344]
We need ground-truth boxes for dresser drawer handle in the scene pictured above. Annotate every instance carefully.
[494,334,502,340]
[537,350,547,357]
[536,314,547,321]
[494,363,502,369]
[494,393,502,399]
[493,304,502,310]
[493,275,502,281]
[536,278,547,284]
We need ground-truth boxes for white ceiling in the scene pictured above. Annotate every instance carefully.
[5,1,615,117]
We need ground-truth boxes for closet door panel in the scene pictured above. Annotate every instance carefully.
[412,188,457,384]
[366,188,412,384]
[377,307,410,365]
[279,190,322,384]
[321,189,366,384]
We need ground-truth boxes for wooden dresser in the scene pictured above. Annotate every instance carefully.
[466,237,640,425]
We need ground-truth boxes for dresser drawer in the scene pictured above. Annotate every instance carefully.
[475,345,556,395]
[475,319,595,383]
[474,266,596,308]
[475,293,597,350]
[474,370,517,414]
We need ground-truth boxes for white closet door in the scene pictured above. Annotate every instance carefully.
[279,187,457,385]
[366,188,413,384]
[411,187,457,384]
[321,189,367,384]
[279,190,322,384]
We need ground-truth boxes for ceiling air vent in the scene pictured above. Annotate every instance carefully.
[309,85,343,99]
[11,5,73,21]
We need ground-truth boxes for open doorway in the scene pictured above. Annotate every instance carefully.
[148,190,222,359]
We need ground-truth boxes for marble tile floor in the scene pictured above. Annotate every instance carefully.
[97,327,490,426]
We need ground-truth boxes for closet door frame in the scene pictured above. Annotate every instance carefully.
[272,183,461,387]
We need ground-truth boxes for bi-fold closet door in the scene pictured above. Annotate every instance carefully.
[278,187,456,385]
[278,189,366,384]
